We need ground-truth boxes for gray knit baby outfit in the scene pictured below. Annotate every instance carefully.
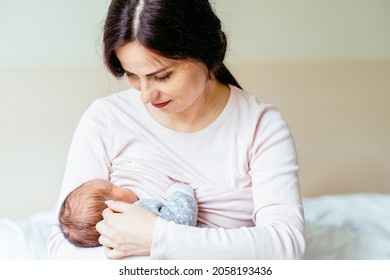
[134,183,198,227]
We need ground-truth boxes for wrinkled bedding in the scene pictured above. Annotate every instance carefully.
[0,210,54,259]
[303,193,390,259]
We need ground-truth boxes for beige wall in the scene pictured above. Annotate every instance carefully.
[230,61,390,197]
[215,0,390,63]
[0,67,124,218]
[1,0,389,219]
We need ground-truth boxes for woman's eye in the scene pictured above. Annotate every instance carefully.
[154,73,171,82]
[125,72,136,79]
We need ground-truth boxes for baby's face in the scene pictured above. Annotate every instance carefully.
[110,184,138,203]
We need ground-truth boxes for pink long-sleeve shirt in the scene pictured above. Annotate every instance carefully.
[48,85,305,259]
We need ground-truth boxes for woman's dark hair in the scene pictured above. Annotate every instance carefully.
[103,0,242,89]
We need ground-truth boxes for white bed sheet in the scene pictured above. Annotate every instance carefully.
[1,193,389,260]
[0,210,54,260]
[303,193,390,259]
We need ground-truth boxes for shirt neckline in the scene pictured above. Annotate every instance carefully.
[137,85,238,140]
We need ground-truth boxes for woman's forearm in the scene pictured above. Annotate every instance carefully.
[150,204,305,260]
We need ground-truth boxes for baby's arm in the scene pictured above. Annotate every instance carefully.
[134,184,198,226]
[134,199,165,215]
[158,183,198,226]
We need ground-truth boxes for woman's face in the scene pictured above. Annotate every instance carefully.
[115,41,211,115]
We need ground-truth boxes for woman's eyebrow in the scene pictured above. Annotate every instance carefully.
[124,66,172,77]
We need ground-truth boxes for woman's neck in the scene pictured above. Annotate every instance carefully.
[149,80,230,133]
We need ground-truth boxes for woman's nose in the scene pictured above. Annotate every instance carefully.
[139,81,158,104]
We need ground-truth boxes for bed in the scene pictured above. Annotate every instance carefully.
[302,193,390,259]
[1,193,389,260]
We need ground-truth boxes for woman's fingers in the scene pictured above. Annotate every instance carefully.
[101,207,114,220]
[104,247,127,260]
[97,201,157,258]
[98,235,116,249]
[105,200,134,213]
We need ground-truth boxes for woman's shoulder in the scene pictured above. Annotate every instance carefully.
[76,88,142,128]
[230,85,280,120]
[85,88,141,115]
[95,88,139,107]
[229,85,293,139]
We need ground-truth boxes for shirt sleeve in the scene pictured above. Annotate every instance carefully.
[47,100,112,259]
[150,106,305,259]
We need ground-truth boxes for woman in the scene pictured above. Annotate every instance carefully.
[48,0,305,259]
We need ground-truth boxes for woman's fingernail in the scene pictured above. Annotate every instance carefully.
[105,200,113,205]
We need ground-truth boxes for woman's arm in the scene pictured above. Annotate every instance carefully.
[48,100,113,259]
[98,195,304,260]
[151,205,304,259]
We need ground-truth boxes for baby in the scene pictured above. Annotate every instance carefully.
[59,178,198,248]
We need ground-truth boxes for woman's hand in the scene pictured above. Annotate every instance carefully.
[96,200,157,259]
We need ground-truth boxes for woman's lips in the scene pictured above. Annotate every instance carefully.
[152,100,171,108]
